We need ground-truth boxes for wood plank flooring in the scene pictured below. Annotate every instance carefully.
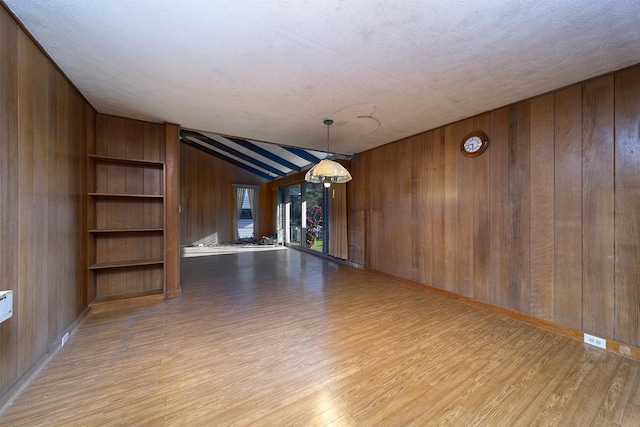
[2,249,639,426]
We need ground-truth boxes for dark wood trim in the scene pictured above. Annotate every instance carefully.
[89,193,164,198]
[89,258,164,270]
[165,123,181,299]
[89,228,164,233]
[89,154,164,166]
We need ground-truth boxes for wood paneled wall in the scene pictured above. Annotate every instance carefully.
[0,6,94,400]
[349,64,640,348]
[180,144,272,246]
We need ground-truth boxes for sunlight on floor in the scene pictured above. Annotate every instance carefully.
[181,244,286,258]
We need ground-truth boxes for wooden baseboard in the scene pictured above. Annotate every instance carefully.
[366,267,640,362]
[0,306,91,412]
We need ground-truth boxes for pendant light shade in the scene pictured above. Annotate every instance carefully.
[305,119,352,187]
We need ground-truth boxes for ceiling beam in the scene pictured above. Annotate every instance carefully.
[281,146,322,164]
[181,130,286,177]
[226,137,302,172]
[180,137,274,181]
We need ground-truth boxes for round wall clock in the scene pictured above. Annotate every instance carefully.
[460,131,489,158]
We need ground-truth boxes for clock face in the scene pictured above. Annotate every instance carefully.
[463,136,483,153]
[460,131,488,158]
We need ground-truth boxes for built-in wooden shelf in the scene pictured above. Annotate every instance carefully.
[89,154,164,167]
[89,228,164,234]
[88,118,169,306]
[89,258,164,270]
[89,289,165,313]
[89,192,164,198]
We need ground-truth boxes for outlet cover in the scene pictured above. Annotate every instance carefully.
[584,333,606,350]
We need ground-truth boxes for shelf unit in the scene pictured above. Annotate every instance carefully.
[88,152,166,305]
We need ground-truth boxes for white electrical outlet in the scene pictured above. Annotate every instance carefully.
[584,333,606,350]
[61,332,69,347]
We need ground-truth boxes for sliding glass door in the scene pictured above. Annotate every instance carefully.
[304,183,324,252]
[287,186,302,246]
[283,183,328,253]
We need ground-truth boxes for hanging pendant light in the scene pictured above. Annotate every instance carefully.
[305,119,352,188]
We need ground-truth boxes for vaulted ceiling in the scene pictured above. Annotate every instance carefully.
[180,129,331,181]
[4,1,640,159]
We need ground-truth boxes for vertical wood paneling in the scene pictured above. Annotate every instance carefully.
[384,143,399,275]
[257,185,273,240]
[582,75,614,338]
[180,145,194,242]
[554,85,583,329]
[411,134,427,283]
[363,152,375,267]
[369,148,382,269]
[614,66,640,347]
[58,73,78,331]
[348,153,366,265]
[56,72,69,334]
[443,124,458,292]
[74,87,89,315]
[346,65,640,351]
[349,210,366,266]
[361,153,371,266]
[179,144,269,247]
[1,7,19,394]
[349,152,369,266]
[33,47,51,355]
[17,29,36,374]
[508,101,531,313]
[457,119,475,298]
[398,140,412,278]
[371,145,384,271]
[529,93,555,320]
[430,128,445,287]
[489,107,510,308]
[472,113,491,302]
[197,151,211,241]
[423,131,434,284]
[46,60,59,347]
[1,5,92,401]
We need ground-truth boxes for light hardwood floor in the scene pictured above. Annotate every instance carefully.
[2,249,639,426]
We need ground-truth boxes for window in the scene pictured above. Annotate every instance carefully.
[237,190,254,240]
[233,184,259,242]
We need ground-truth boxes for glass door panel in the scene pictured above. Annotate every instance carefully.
[304,183,324,252]
[287,185,302,246]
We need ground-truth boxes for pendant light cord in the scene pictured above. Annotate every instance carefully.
[326,124,330,155]
[324,119,333,157]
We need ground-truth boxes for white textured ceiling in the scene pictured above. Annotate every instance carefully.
[4,0,640,155]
